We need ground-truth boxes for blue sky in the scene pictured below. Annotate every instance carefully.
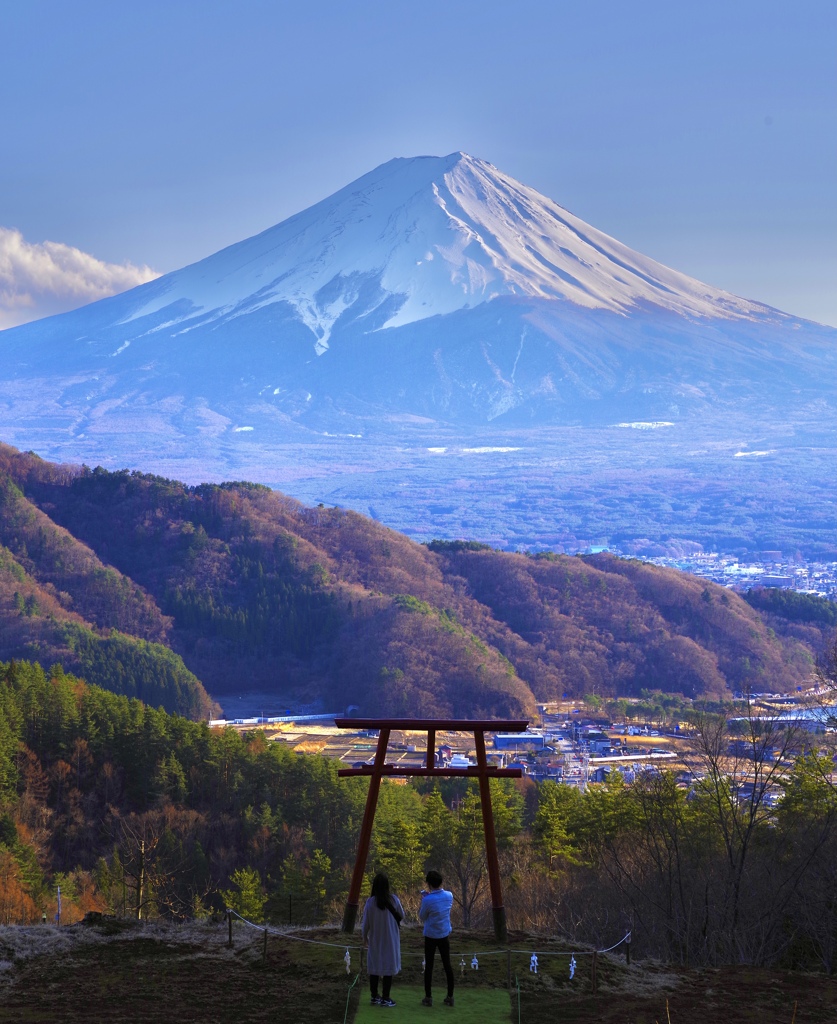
[1,0,835,325]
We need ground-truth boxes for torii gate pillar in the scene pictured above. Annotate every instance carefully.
[336,717,528,942]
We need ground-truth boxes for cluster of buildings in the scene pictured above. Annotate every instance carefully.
[622,551,837,597]
[211,713,681,788]
[482,716,678,787]
[212,692,835,798]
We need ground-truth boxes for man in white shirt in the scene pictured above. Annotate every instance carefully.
[419,870,455,1007]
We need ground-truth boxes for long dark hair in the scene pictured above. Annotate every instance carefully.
[371,872,402,921]
[371,872,391,910]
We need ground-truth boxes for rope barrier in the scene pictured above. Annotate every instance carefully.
[226,909,632,961]
[354,931,632,959]
[596,933,632,954]
[227,909,363,949]
[226,906,632,1018]
[507,930,632,956]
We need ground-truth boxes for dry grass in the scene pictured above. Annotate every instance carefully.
[0,920,832,1023]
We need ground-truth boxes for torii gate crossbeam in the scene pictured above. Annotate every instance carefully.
[336,717,528,942]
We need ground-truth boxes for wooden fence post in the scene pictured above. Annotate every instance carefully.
[591,951,598,994]
[227,909,233,948]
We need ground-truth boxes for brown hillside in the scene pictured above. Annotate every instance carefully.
[0,443,821,713]
[0,542,85,663]
[0,542,214,718]
[0,467,170,641]
[430,547,815,699]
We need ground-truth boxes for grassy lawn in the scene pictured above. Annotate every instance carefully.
[352,985,511,1023]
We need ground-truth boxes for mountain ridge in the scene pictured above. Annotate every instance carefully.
[0,443,824,720]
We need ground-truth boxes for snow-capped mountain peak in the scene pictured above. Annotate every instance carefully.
[120,152,771,354]
[1,149,831,487]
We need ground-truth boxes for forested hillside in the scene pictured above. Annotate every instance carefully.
[0,483,213,719]
[2,659,836,975]
[0,443,825,718]
[0,660,368,924]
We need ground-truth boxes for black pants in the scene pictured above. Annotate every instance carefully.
[424,936,454,998]
[369,974,392,1000]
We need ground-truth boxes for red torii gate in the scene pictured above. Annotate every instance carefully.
[336,718,528,942]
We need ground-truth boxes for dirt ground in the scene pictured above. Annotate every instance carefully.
[518,964,836,1023]
[0,921,833,1024]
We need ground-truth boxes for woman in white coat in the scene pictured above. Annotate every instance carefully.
[361,872,404,1008]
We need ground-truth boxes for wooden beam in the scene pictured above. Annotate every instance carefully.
[336,718,529,732]
[337,766,522,778]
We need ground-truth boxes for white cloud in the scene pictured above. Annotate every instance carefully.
[0,227,160,330]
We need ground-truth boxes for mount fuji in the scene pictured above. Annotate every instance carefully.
[0,153,833,553]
